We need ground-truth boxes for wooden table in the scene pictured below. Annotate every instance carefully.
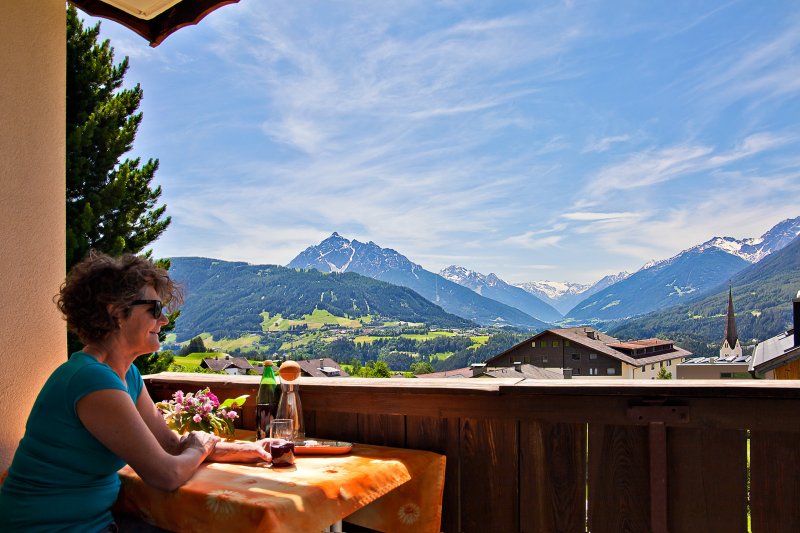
[115,442,445,533]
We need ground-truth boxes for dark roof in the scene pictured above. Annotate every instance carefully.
[483,365,564,380]
[485,327,691,368]
[415,367,474,378]
[750,329,800,373]
[607,338,673,350]
[200,356,254,372]
[296,358,349,378]
[70,0,241,47]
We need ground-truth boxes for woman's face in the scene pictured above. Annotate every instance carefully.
[116,285,169,357]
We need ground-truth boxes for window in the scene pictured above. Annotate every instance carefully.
[721,372,732,378]
[531,341,536,347]
[542,356,548,364]
[651,364,655,371]
[660,361,664,368]
[667,360,671,366]
[523,356,529,363]
[607,368,616,376]
[589,353,597,360]
[573,368,581,375]
[552,341,560,347]
[565,340,570,347]
[571,353,580,361]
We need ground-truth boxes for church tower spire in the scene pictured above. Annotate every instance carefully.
[720,286,742,358]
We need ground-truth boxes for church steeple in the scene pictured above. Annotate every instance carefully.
[720,286,742,358]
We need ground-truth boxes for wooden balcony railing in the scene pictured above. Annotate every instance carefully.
[144,373,800,533]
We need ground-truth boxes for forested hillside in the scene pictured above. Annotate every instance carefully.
[169,257,473,340]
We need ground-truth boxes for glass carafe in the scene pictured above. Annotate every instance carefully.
[275,381,304,441]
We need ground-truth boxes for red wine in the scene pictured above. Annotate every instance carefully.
[270,440,295,466]
[255,403,277,440]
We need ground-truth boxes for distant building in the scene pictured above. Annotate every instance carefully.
[720,287,743,358]
[296,358,349,378]
[749,291,800,379]
[677,288,751,379]
[484,327,690,379]
[415,363,564,379]
[201,355,254,375]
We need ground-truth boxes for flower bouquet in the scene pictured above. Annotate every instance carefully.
[156,388,248,439]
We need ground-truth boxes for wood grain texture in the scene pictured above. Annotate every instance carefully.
[460,418,519,533]
[667,428,747,533]
[406,416,460,533]
[310,410,359,443]
[751,430,800,533]
[588,424,650,533]
[520,421,586,533]
[357,413,406,448]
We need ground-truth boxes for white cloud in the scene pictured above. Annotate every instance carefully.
[583,134,631,153]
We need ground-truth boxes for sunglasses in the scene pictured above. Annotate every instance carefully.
[130,299,164,319]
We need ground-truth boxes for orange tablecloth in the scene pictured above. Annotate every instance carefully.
[115,442,445,533]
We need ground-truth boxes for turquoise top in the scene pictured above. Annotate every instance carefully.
[0,352,143,532]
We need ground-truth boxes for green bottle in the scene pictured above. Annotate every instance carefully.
[255,360,280,440]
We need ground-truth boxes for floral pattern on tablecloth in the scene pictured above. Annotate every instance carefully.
[115,442,445,533]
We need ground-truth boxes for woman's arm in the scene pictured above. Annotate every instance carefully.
[77,389,218,491]
[135,386,185,455]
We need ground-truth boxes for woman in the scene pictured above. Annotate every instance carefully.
[0,252,271,532]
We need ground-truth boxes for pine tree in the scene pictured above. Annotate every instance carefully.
[66,7,174,357]
[66,6,170,270]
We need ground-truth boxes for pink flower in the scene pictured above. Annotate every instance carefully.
[226,410,238,420]
[207,392,219,406]
[174,390,184,403]
[193,414,202,423]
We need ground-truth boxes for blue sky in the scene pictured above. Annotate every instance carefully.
[83,0,800,284]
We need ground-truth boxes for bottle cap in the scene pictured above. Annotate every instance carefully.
[264,360,274,366]
[279,360,302,381]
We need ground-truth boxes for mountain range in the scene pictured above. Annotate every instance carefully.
[514,273,631,314]
[565,217,800,321]
[167,257,473,341]
[439,266,562,322]
[610,230,800,354]
[287,233,548,329]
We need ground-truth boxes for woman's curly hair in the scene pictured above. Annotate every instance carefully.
[56,251,182,345]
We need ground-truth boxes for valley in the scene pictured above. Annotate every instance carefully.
[161,216,800,373]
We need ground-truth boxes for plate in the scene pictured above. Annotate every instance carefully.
[295,439,353,455]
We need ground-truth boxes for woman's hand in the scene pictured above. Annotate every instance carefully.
[207,439,272,463]
[182,431,220,459]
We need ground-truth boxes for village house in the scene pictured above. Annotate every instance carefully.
[484,327,690,379]
[296,358,349,378]
[200,355,254,375]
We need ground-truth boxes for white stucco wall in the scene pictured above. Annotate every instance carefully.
[0,1,66,469]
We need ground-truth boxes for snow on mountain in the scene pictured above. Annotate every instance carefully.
[640,216,800,273]
[288,234,549,328]
[517,280,592,301]
[440,266,563,322]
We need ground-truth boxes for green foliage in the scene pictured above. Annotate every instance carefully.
[180,336,207,356]
[410,361,434,375]
[134,349,174,375]
[371,360,392,378]
[66,6,169,269]
[656,367,672,380]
